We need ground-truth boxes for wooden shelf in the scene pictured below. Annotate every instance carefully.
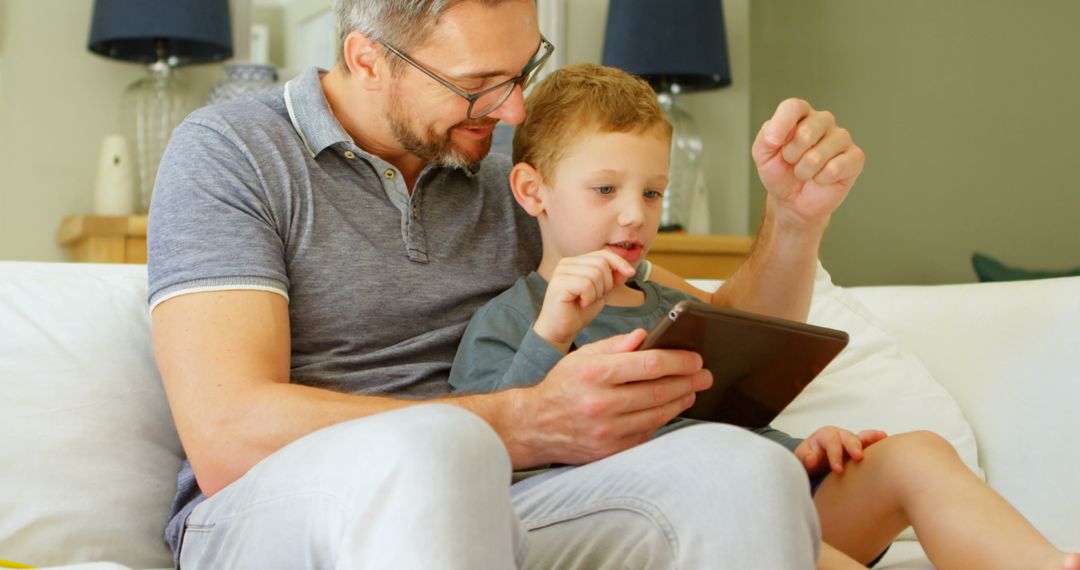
[54,216,753,277]
[646,233,754,279]
[57,215,148,264]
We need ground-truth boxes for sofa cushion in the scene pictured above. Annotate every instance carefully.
[770,265,982,479]
[769,265,983,544]
[848,276,1080,551]
[0,262,181,569]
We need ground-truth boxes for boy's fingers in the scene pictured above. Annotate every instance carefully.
[594,249,636,277]
[822,437,845,472]
[842,432,864,461]
[558,264,610,301]
[858,430,888,447]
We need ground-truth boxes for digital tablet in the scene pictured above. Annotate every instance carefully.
[639,299,849,428]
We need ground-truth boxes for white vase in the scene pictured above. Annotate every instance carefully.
[93,134,136,216]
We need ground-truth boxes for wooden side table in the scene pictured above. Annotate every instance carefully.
[646,233,754,279]
[54,216,752,277]
[57,215,148,264]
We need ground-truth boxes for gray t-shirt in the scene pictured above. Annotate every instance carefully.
[148,67,541,557]
[449,266,803,452]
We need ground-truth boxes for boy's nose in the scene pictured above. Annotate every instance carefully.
[618,199,647,227]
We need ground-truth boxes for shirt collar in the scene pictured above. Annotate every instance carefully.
[283,67,352,158]
[283,66,486,176]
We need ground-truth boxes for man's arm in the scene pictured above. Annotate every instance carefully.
[653,98,865,322]
[155,291,711,496]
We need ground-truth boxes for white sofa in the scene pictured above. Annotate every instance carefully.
[1,261,1077,569]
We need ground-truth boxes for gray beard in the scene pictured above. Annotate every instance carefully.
[387,100,494,170]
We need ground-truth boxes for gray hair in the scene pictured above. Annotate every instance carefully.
[332,0,522,70]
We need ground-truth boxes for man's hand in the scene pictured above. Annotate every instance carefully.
[795,425,888,477]
[533,250,636,353]
[752,98,866,232]
[504,329,713,468]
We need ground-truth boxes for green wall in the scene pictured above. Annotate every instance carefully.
[750,1,1080,285]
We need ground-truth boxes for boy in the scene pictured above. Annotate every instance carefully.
[450,63,1078,569]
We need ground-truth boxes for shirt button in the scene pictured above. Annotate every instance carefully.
[411,205,419,219]
[384,169,396,179]
[343,151,356,159]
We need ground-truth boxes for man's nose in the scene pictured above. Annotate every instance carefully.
[488,84,526,125]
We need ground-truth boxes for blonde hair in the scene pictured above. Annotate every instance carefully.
[512,63,672,181]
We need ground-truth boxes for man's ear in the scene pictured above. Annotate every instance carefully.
[509,162,546,217]
[341,31,386,90]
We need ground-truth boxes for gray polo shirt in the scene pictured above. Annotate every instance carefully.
[148,66,542,396]
[148,67,541,555]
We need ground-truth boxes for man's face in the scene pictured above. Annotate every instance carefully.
[384,0,540,168]
[538,127,671,267]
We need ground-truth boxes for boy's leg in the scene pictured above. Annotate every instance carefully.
[813,430,1071,570]
[176,404,525,570]
[512,423,821,570]
[818,542,868,570]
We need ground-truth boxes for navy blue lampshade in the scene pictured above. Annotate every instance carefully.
[602,0,731,93]
[88,0,233,64]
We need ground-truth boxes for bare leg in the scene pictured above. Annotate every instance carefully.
[813,430,1076,570]
[818,542,867,570]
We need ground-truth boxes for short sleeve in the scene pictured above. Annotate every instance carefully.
[147,118,289,310]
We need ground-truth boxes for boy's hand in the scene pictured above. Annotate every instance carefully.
[794,426,888,477]
[752,98,865,233]
[533,250,636,353]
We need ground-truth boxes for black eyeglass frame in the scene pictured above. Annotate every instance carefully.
[381,35,555,119]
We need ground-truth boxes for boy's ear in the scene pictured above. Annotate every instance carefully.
[341,31,385,90]
[509,162,546,217]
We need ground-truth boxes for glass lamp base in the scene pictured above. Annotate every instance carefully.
[657,92,705,233]
[121,63,197,214]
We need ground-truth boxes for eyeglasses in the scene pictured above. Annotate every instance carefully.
[381,35,554,120]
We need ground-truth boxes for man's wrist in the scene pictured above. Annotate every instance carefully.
[458,387,548,470]
[761,197,828,252]
[763,195,830,242]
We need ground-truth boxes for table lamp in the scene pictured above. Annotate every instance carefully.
[603,0,731,232]
[88,0,233,213]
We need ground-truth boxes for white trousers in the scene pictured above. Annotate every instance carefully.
[177,404,820,569]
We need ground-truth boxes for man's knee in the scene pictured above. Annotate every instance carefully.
[255,403,509,494]
[343,403,509,473]
[664,423,808,486]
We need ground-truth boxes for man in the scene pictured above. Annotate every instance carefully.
[149,0,864,568]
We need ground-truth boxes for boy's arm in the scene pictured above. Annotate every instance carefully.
[449,303,565,393]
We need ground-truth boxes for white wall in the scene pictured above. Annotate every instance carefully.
[0,0,226,262]
[0,0,751,262]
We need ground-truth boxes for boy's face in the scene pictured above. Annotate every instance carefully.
[538,127,671,266]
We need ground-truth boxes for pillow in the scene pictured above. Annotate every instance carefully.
[771,264,982,542]
[972,252,1080,282]
[0,262,181,568]
[771,264,982,477]
[692,263,983,542]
